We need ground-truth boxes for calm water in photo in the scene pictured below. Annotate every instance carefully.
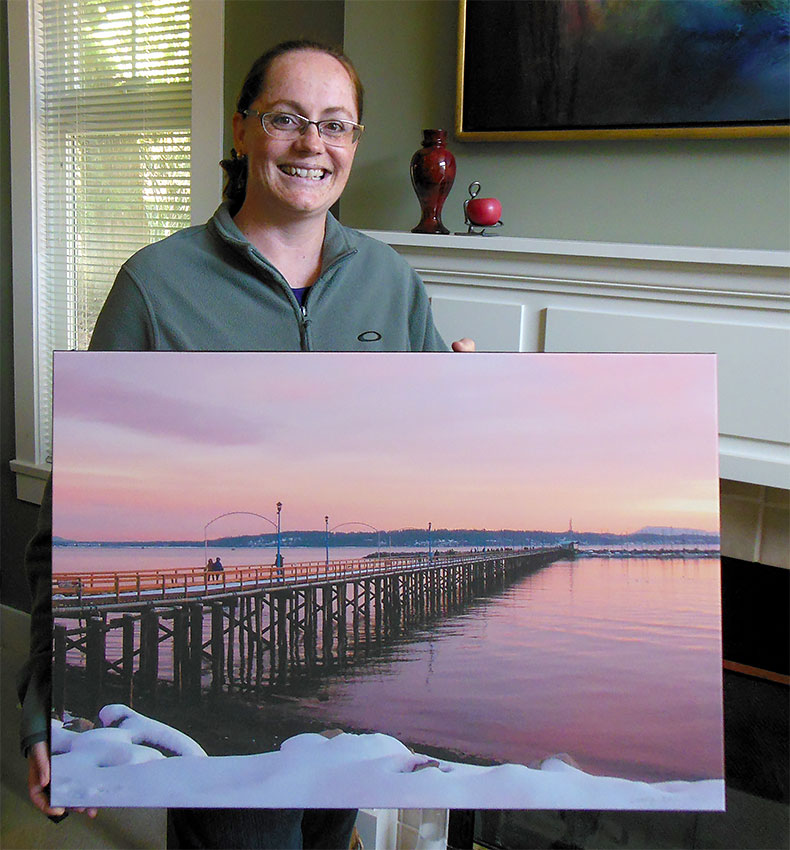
[55,549,723,783]
[300,556,723,783]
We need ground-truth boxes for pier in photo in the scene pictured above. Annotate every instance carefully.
[53,546,574,718]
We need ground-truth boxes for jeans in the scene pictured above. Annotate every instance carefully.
[167,808,358,849]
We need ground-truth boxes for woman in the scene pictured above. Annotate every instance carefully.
[86,40,471,354]
[21,39,472,849]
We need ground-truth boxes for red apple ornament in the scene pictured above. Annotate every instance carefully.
[465,196,502,227]
[459,181,503,235]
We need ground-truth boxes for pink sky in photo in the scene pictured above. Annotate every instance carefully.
[52,352,720,542]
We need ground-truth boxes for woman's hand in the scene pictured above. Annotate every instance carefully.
[28,740,97,820]
[451,338,476,352]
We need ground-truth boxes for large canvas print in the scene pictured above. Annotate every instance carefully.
[51,352,724,810]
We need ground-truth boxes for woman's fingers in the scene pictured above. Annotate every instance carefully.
[451,337,476,352]
[28,741,65,817]
[28,740,97,819]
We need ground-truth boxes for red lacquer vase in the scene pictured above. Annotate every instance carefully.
[410,129,456,235]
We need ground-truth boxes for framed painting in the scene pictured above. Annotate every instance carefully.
[50,352,725,810]
[456,0,790,140]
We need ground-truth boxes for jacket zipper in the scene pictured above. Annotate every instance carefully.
[300,303,312,351]
[293,247,357,352]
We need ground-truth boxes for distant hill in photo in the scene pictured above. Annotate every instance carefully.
[53,525,720,549]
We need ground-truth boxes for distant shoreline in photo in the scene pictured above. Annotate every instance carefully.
[53,525,720,549]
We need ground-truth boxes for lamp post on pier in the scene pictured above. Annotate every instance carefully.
[276,501,283,571]
[428,521,432,561]
[325,515,330,567]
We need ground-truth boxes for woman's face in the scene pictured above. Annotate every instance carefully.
[233,49,360,223]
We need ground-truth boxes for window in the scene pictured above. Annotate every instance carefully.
[10,0,224,503]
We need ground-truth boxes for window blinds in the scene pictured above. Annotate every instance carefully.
[33,0,192,457]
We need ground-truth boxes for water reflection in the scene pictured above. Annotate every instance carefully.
[57,553,723,783]
[294,558,723,783]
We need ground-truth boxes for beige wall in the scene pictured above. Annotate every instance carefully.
[342,0,790,249]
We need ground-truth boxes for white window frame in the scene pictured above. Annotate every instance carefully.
[9,0,225,505]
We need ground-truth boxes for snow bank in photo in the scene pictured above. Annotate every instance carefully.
[50,707,725,810]
[97,704,207,757]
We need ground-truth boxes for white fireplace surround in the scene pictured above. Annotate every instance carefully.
[365,230,790,491]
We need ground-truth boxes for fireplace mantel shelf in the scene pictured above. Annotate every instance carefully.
[365,229,789,270]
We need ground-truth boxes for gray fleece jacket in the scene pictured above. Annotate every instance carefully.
[90,204,448,352]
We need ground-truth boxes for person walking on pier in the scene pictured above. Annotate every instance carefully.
[20,38,473,850]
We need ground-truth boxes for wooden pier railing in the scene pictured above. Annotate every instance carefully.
[52,549,545,611]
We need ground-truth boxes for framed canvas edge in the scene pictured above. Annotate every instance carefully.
[454,0,790,143]
[49,350,726,811]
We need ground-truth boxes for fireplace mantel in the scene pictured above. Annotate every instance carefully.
[364,230,790,490]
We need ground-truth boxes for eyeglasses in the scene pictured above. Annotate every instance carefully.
[242,110,364,147]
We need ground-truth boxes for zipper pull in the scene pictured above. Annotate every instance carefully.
[300,304,312,351]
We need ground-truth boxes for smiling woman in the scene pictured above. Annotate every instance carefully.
[223,40,364,216]
[235,51,359,204]
[82,41,460,353]
[20,36,473,850]
[230,49,362,285]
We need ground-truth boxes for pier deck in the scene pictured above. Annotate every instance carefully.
[52,548,569,614]
[52,546,575,717]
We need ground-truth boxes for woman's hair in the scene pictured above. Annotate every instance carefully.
[220,39,364,215]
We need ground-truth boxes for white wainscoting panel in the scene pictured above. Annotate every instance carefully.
[429,296,522,351]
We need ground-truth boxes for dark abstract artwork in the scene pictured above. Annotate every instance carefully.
[459,0,790,138]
